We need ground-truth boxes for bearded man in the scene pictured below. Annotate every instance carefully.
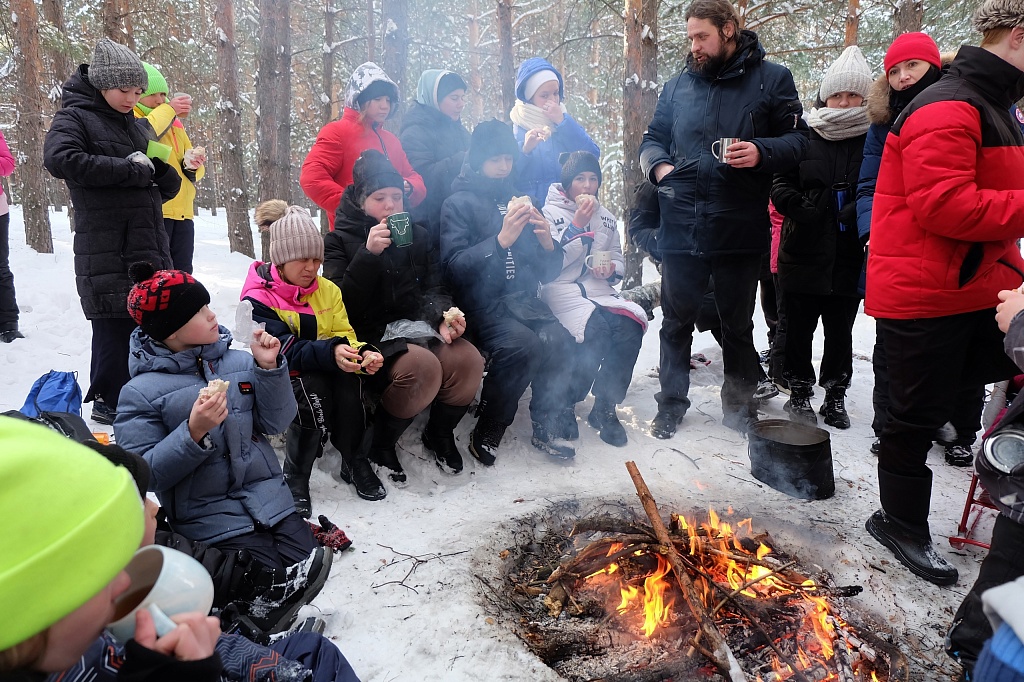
[639,0,807,438]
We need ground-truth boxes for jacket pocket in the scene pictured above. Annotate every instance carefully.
[958,243,984,288]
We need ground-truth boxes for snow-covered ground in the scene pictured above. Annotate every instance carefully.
[2,207,981,680]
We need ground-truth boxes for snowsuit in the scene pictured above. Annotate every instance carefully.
[0,130,18,336]
[540,184,645,405]
[43,65,180,409]
[113,326,315,569]
[324,187,484,417]
[440,166,575,426]
[300,64,425,230]
[864,45,1024,541]
[134,102,206,273]
[638,29,807,422]
[511,57,600,205]
[240,263,372,472]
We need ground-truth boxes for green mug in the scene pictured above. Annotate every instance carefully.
[146,140,172,163]
[387,212,413,248]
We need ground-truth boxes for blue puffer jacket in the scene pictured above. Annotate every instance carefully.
[114,326,297,545]
[512,57,600,204]
[638,31,807,257]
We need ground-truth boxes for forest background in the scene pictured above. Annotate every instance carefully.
[0,0,977,285]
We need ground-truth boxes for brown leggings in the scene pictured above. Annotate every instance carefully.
[379,339,484,419]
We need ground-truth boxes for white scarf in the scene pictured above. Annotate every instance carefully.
[806,106,870,141]
[509,100,568,131]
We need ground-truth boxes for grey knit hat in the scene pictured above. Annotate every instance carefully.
[818,45,872,103]
[88,38,147,91]
[269,206,324,267]
[973,0,1024,32]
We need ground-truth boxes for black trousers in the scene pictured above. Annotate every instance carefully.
[473,313,576,426]
[658,252,762,418]
[769,273,787,382]
[212,512,318,573]
[571,307,645,405]
[291,371,368,466]
[871,325,985,442]
[947,514,1024,672]
[782,292,860,388]
[759,254,778,347]
[876,310,1018,532]
[88,317,139,408]
[0,212,18,332]
[164,218,195,273]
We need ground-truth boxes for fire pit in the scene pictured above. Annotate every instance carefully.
[481,465,910,682]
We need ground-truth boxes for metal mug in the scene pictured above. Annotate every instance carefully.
[832,182,852,231]
[711,137,742,163]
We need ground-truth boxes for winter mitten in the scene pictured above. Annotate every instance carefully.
[151,156,172,177]
[126,151,154,173]
[308,514,353,552]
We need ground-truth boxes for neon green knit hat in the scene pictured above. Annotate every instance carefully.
[142,62,168,98]
[0,417,143,650]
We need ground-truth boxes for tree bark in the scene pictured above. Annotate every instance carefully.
[257,0,292,261]
[497,0,516,119]
[382,0,408,131]
[215,0,254,258]
[844,0,860,47]
[320,0,338,234]
[101,0,128,44]
[893,0,923,37]
[468,0,484,120]
[621,0,658,289]
[12,0,53,253]
[366,0,376,62]
[40,0,75,231]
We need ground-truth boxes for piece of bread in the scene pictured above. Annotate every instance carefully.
[508,195,532,212]
[443,307,465,324]
[576,194,596,207]
[192,145,206,156]
[198,379,230,403]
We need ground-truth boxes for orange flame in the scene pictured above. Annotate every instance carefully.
[640,555,674,637]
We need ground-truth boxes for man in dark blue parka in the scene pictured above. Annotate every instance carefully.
[639,0,807,438]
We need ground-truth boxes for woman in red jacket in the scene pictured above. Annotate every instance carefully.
[300,62,425,231]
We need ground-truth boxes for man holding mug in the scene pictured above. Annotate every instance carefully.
[639,0,807,438]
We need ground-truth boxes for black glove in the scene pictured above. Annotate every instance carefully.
[838,201,857,229]
[151,156,171,178]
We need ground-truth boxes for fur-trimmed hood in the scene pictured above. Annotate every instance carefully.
[866,51,956,126]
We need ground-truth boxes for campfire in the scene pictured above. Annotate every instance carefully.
[488,463,909,682]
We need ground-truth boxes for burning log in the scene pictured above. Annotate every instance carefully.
[625,461,748,682]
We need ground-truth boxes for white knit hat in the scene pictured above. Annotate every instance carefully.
[818,45,873,103]
[973,0,1024,32]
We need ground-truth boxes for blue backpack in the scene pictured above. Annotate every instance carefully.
[20,370,83,418]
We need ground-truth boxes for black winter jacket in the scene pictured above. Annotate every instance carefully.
[43,65,179,319]
[440,168,563,315]
[399,102,471,251]
[639,31,807,257]
[771,128,865,296]
[325,187,452,358]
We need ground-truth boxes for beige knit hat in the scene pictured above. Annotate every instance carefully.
[818,45,873,103]
[973,0,1024,32]
[268,206,324,266]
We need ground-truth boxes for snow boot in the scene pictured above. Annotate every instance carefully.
[469,417,506,466]
[283,425,322,519]
[555,405,579,440]
[619,280,661,320]
[650,409,684,439]
[531,418,576,459]
[945,443,975,467]
[587,397,627,446]
[820,385,851,429]
[865,509,957,586]
[229,547,334,636]
[367,411,414,485]
[753,378,779,402]
[783,381,817,425]
[340,457,386,501]
[422,402,470,474]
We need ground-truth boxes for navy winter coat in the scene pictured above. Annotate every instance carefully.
[114,327,297,545]
[440,167,563,315]
[43,65,179,319]
[639,31,807,257]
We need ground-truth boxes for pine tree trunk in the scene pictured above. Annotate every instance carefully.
[621,0,658,289]
[497,0,516,120]
[12,0,53,253]
[382,0,408,131]
[215,0,254,258]
[257,0,292,260]
[40,0,75,231]
[320,1,337,234]
[102,0,126,43]
[893,0,923,36]
[468,0,484,120]
[844,0,860,46]
[366,0,376,62]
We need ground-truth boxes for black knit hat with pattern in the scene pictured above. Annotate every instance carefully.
[467,119,519,171]
[559,151,602,192]
[126,262,211,341]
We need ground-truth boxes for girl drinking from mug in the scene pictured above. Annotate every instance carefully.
[510,58,599,205]
[540,152,646,446]
[323,151,484,480]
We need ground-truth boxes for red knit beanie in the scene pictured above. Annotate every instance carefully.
[126,262,211,341]
[884,32,941,73]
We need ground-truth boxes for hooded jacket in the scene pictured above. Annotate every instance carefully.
[512,57,600,204]
[324,186,452,358]
[114,327,296,545]
[865,46,1024,319]
[440,166,563,315]
[540,184,647,342]
[638,30,807,257]
[133,103,205,220]
[300,64,426,230]
[43,65,180,319]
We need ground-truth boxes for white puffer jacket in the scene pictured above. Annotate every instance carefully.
[540,184,647,342]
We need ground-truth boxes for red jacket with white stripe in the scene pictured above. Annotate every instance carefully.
[865,46,1024,319]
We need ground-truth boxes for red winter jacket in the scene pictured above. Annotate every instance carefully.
[865,46,1024,320]
[299,107,426,230]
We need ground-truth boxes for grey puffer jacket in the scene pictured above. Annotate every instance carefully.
[113,327,297,545]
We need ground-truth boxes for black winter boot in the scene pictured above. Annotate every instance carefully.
[783,381,817,425]
[469,417,507,466]
[228,547,334,636]
[283,425,323,519]
[340,457,387,500]
[587,397,627,446]
[422,402,470,474]
[820,385,851,429]
[367,411,415,485]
